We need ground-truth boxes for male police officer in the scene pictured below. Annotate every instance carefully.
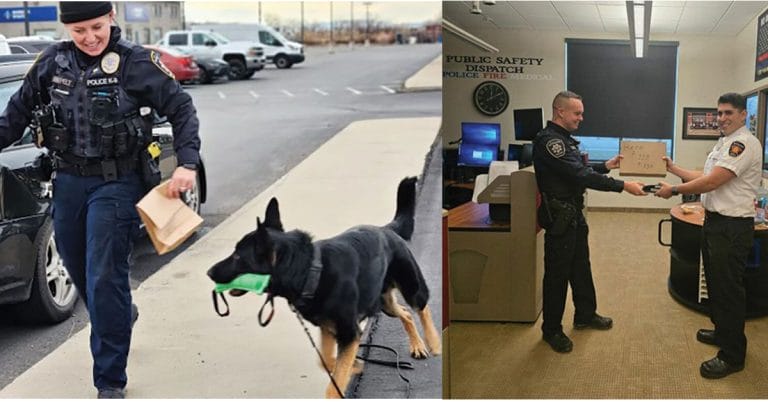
[533,91,646,353]
[0,2,201,398]
[656,93,761,379]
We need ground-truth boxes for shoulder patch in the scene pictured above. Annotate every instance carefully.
[546,138,567,158]
[728,141,745,157]
[150,50,175,80]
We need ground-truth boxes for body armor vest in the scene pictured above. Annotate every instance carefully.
[48,39,141,158]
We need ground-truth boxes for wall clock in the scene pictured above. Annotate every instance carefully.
[473,80,509,116]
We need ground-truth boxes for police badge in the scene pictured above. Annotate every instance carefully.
[101,51,120,74]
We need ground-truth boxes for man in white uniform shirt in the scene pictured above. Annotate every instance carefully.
[656,93,761,379]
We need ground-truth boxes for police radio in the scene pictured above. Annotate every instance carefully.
[31,91,68,152]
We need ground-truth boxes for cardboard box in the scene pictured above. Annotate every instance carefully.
[619,141,667,177]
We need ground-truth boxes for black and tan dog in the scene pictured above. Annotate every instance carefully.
[207,177,441,398]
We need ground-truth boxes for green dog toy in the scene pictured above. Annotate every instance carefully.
[214,273,271,294]
[212,273,271,318]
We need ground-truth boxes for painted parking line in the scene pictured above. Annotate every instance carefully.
[379,85,396,94]
[249,90,260,99]
[313,88,329,96]
[281,89,295,97]
[346,87,362,95]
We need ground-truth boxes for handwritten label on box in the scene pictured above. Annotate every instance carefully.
[619,141,667,177]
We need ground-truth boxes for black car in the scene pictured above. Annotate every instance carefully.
[0,55,207,324]
[195,57,230,84]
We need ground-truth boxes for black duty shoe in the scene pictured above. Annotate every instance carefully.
[700,356,744,379]
[131,303,139,328]
[543,332,573,353]
[696,329,717,346]
[97,387,125,399]
[574,313,613,330]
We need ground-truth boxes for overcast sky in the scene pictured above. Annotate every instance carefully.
[183,1,441,26]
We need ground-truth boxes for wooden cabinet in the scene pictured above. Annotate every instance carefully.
[447,170,544,322]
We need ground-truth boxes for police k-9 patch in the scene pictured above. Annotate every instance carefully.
[728,141,745,157]
[546,138,566,158]
[150,50,175,79]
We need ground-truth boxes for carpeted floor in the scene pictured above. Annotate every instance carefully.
[447,211,768,398]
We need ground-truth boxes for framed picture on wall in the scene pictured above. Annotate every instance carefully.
[682,107,720,140]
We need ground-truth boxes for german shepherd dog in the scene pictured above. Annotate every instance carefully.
[207,177,441,398]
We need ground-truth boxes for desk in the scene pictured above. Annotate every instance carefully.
[448,198,544,322]
[662,202,768,317]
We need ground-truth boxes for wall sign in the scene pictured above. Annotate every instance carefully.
[756,8,768,81]
[443,54,552,81]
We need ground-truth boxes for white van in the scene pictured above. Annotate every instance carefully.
[191,23,305,69]
[0,35,11,55]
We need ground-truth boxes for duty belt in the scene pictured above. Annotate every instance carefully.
[55,154,138,179]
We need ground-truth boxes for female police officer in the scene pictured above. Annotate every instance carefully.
[0,2,201,398]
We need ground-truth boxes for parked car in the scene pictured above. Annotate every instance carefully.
[191,23,305,69]
[158,30,265,80]
[6,38,58,54]
[0,34,11,55]
[192,56,230,84]
[0,55,208,324]
[143,44,200,84]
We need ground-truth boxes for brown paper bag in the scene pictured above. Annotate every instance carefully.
[136,181,203,255]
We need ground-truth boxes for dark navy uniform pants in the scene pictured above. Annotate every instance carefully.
[542,222,597,335]
[702,211,752,366]
[52,171,143,390]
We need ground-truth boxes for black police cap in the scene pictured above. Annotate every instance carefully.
[59,2,113,24]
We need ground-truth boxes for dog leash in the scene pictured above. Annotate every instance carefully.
[289,303,346,399]
[357,344,412,398]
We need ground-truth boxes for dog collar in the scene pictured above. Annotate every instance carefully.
[298,244,323,303]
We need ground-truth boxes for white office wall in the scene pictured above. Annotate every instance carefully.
[444,9,768,209]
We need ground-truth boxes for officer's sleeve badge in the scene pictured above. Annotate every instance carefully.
[100,52,120,74]
[728,141,745,157]
[150,50,175,80]
[546,138,567,158]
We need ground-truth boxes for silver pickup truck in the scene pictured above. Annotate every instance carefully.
[158,30,265,80]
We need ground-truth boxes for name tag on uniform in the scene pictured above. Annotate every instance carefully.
[52,75,73,87]
[86,77,119,87]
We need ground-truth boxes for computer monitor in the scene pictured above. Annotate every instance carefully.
[458,122,501,167]
[457,143,498,167]
[519,143,534,168]
[513,108,544,141]
[507,144,523,161]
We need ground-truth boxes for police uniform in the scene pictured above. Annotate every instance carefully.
[532,121,624,336]
[0,22,200,393]
[700,125,761,368]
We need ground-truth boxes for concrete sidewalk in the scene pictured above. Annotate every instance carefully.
[403,55,441,91]
[0,56,442,399]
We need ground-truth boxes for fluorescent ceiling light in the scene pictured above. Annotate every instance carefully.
[634,4,644,38]
[443,18,499,53]
[627,1,651,58]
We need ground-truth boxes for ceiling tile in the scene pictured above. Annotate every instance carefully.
[442,1,768,37]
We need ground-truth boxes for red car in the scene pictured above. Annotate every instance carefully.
[143,45,200,83]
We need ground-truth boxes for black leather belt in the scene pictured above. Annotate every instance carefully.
[55,154,137,178]
[704,210,753,222]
